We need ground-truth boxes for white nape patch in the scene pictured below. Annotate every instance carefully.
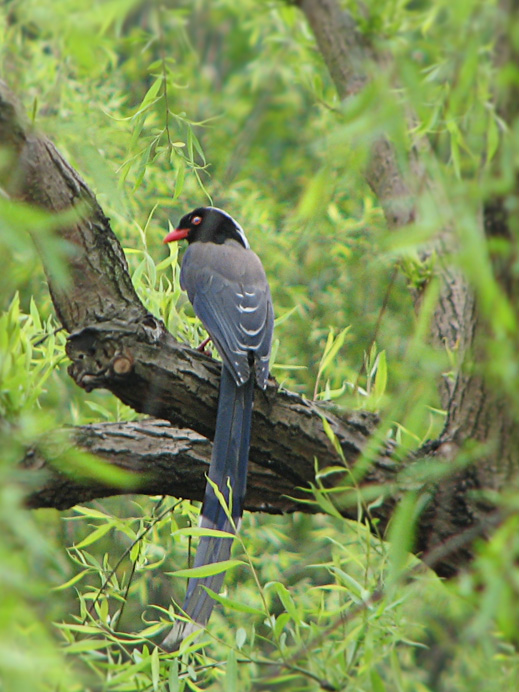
[206,206,250,249]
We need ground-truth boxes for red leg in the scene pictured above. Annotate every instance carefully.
[197,336,212,355]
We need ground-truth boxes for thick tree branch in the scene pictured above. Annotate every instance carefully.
[23,419,308,513]
[63,321,393,492]
[23,417,399,519]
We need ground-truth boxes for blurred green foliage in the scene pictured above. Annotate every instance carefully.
[1,0,519,690]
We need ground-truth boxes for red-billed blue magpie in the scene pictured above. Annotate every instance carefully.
[161,206,273,650]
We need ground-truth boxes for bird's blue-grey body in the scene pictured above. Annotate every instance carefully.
[161,207,273,651]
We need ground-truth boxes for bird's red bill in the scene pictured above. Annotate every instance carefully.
[163,227,189,243]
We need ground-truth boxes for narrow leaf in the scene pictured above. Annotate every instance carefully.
[170,559,244,579]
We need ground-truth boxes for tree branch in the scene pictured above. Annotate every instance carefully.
[23,419,309,514]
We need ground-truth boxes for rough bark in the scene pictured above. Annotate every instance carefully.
[23,417,398,521]
[23,419,308,514]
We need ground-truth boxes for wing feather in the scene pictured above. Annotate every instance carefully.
[180,241,273,387]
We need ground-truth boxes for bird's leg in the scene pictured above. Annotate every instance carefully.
[197,336,212,355]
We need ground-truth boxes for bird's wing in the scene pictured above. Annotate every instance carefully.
[181,241,272,387]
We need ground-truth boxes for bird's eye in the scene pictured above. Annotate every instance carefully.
[192,216,202,225]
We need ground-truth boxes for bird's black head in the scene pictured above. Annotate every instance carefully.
[164,207,249,248]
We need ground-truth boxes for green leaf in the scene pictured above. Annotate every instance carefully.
[169,660,181,692]
[314,326,350,398]
[53,569,90,591]
[173,161,186,200]
[172,527,236,540]
[320,415,346,464]
[201,588,263,615]
[370,669,387,692]
[387,492,427,586]
[73,522,114,549]
[225,650,238,692]
[270,582,298,620]
[151,646,160,692]
[169,559,244,579]
[373,350,387,402]
[273,612,292,639]
[235,627,247,649]
[136,75,163,114]
[73,506,113,520]
[64,639,111,653]
[486,111,500,164]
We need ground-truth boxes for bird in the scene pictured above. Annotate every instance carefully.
[161,206,273,651]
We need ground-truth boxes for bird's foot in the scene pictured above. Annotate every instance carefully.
[197,336,212,356]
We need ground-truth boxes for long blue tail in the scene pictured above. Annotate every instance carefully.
[162,366,254,651]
